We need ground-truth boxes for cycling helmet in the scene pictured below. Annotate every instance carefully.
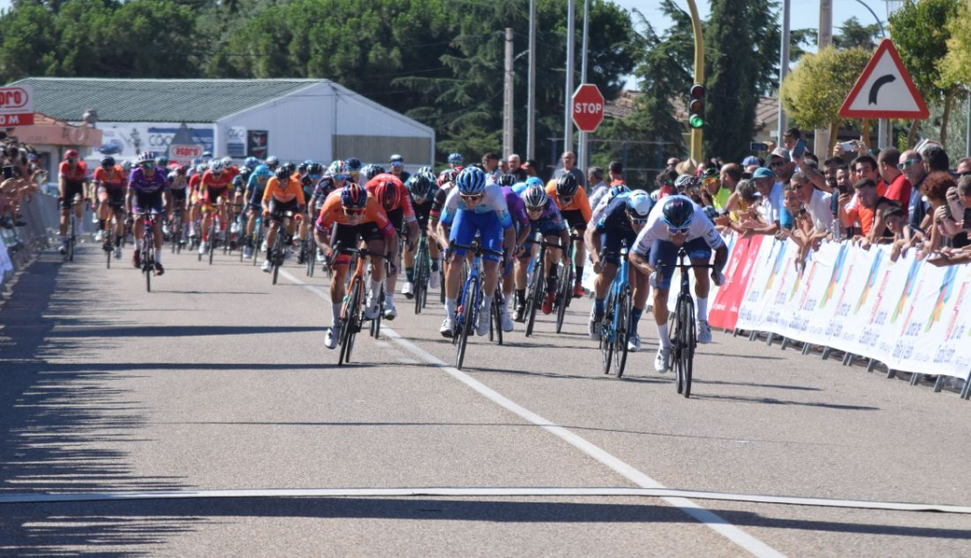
[345,157,362,172]
[274,167,292,182]
[456,166,486,195]
[265,155,280,169]
[437,168,458,187]
[245,156,260,169]
[156,155,169,167]
[608,183,630,199]
[498,174,517,187]
[209,160,225,173]
[122,160,133,173]
[522,184,549,209]
[202,151,213,159]
[328,160,347,177]
[340,183,369,209]
[417,165,435,178]
[65,149,79,160]
[447,152,463,165]
[361,164,385,182]
[195,163,208,174]
[136,151,156,164]
[525,176,544,188]
[307,162,324,177]
[406,173,435,200]
[176,165,188,174]
[389,154,404,165]
[374,180,401,211]
[701,167,719,181]
[191,157,203,166]
[626,191,653,220]
[281,162,296,175]
[674,174,698,192]
[555,173,580,197]
[221,156,233,167]
[252,164,272,179]
[297,162,308,174]
[100,156,115,168]
[661,196,694,229]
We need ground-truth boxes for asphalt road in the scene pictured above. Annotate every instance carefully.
[0,243,968,557]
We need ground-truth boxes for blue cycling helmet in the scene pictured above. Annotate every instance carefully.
[661,195,694,228]
[525,176,544,188]
[345,157,363,172]
[607,183,630,202]
[252,164,273,179]
[265,155,280,169]
[456,166,486,195]
[244,156,260,169]
[341,183,369,209]
[447,152,463,165]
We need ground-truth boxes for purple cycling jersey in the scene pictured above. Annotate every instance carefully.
[502,186,530,229]
[128,167,170,194]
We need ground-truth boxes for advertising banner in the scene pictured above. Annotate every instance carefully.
[227,126,247,157]
[247,130,268,159]
[96,123,213,160]
[0,84,34,127]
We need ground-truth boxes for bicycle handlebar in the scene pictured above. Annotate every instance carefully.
[449,240,504,258]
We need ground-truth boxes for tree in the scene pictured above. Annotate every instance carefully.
[939,0,971,87]
[832,16,882,50]
[780,46,871,153]
[0,4,57,82]
[889,0,962,147]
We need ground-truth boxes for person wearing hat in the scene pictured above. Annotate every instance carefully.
[738,167,783,236]
[389,154,410,185]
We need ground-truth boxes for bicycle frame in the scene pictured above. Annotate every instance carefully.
[450,240,503,370]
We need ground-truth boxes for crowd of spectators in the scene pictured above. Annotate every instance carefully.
[657,128,971,268]
[0,131,45,231]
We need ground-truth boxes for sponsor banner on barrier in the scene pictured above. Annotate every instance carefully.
[727,235,971,381]
[709,235,762,330]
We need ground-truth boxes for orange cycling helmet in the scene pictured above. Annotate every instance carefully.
[374,180,400,212]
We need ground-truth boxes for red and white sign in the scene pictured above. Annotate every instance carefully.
[571,84,605,132]
[0,85,34,127]
[839,39,929,120]
[169,143,203,165]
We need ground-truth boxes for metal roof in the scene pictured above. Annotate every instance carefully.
[8,78,323,123]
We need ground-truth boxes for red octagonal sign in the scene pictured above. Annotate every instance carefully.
[572,84,605,132]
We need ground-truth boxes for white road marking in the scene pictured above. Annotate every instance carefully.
[3,487,969,514]
[280,270,783,557]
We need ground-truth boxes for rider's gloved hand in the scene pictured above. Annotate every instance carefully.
[712,269,725,287]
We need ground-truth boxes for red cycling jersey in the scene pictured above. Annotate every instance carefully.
[364,173,416,222]
[59,161,87,183]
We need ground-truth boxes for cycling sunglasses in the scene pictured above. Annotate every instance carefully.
[897,159,920,170]
[557,194,575,203]
[630,217,649,226]
[309,174,322,181]
[525,205,544,213]
[343,207,365,216]
[141,162,155,169]
[461,193,483,202]
[668,226,690,235]
[333,173,348,181]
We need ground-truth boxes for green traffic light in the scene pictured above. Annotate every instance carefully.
[689,114,704,128]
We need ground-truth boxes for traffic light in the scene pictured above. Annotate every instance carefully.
[688,84,705,129]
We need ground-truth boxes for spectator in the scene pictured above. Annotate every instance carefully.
[522,159,539,178]
[956,157,971,177]
[741,155,761,179]
[899,149,928,231]
[792,170,833,240]
[587,166,608,210]
[507,154,527,182]
[481,152,501,181]
[723,179,764,233]
[882,204,924,261]
[740,167,782,236]
[665,157,680,172]
[921,144,950,175]
[553,151,586,190]
[927,175,971,265]
[842,178,897,247]
[782,127,808,161]
[923,171,959,254]
[877,147,912,217]
[608,160,624,184]
[704,165,733,213]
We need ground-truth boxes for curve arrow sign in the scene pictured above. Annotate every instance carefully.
[868,75,896,105]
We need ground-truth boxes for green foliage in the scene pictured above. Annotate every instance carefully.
[939,0,971,86]
[833,16,882,50]
[889,0,959,94]
[780,46,871,130]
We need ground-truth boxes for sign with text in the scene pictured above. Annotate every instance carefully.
[571,84,605,132]
[0,85,34,127]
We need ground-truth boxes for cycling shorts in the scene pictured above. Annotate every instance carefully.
[132,190,164,215]
[204,187,230,204]
[332,221,384,250]
[387,207,404,236]
[561,209,588,232]
[649,237,712,290]
[60,181,85,209]
[97,187,126,209]
[268,198,300,222]
[599,230,638,266]
[449,210,503,263]
[170,189,187,204]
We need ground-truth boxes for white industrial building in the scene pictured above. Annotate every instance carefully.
[10,78,435,169]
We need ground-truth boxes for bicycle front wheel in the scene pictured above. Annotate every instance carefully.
[338,282,360,365]
[493,291,503,346]
[524,263,544,337]
[613,287,631,378]
[600,292,615,375]
[455,279,478,370]
[555,264,570,334]
[681,297,696,398]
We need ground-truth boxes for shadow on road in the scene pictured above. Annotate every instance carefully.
[693,393,880,411]
[0,253,199,556]
[47,325,325,338]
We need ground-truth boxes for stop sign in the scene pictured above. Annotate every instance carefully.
[572,84,605,132]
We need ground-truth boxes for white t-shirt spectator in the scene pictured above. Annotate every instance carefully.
[759,182,784,224]
[805,188,834,232]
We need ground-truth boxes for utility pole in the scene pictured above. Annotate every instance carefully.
[526,0,537,160]
[577,0,590,172]
[563,0,576,158]
[686,0,705,163]
[503,28,514,159]
[776,0,790,147]
[816,0,833,153]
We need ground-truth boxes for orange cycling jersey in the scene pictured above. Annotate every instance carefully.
[93,166,126,189]
[545,180,592,222]
[262,176,306,205]
[316,190,394,237]
[364,173,416,221]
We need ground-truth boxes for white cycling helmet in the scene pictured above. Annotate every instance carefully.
[625,191,653,219]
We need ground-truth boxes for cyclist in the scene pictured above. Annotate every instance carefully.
[590,181,630,224]
[345,157,363,184]
[231,160,256,248]
[125,151,171,275]
[427,168,459,260]
[92,156,126,259]
[401,170,441,298]
[296,162,324,264]
[57,149,89,255]
[447,152,464,171]
[546,173,591,298]
[437,167,515,337]
[584,190,652,351]
[242,164,273,259]
[265,156,280,171]
[315,183,399,349]
[198,160,234,255]
[187,162,206,241]
[498,174,531,330]
[628,195,728,373]
[518,184,569,320]
[365,170,419,320]
[167,164,189,247]
[389,154,411,184]
[309,160,349,264]
[261,166,306,272]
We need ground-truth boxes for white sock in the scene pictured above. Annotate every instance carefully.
[385,292,394,304]
[482,294,494,313]
[445,297,457,318]
[331,303,341,326]
[154,251,161,264]
[697,297,708,322]
[657,323,673,349]
[369,279,382,300]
